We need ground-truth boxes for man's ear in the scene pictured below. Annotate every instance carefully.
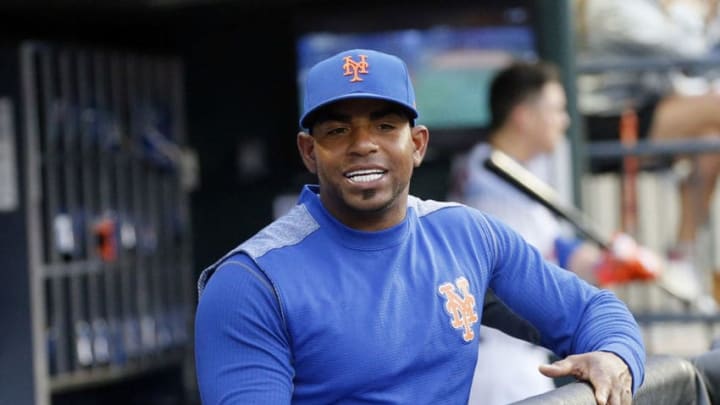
[511,104,531,131]
[411,125,429,167]
[297,131,318,174]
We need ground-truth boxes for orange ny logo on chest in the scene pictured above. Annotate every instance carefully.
[438,277,478,342]
[342,54,369,82]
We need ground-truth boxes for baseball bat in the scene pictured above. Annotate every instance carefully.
[484,150,611,249]
[483,149,700,305]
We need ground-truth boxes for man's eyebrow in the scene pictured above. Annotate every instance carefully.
[314,111,351,124]
[369,108,406,120]
[313,106,407,126]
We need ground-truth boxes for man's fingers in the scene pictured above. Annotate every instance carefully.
[616,384,633,405]
[594,385,610,405]
[596,383,631,405]
[538,358,576,378]
[540,353,632,405]
[538,363,562,377]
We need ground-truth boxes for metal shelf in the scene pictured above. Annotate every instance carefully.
[1,40,195,405]
[49,350,185,394]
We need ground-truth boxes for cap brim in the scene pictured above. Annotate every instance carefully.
[300,92,418,129]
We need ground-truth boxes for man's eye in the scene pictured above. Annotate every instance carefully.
[378,123,396,131]
[325,127,348,136]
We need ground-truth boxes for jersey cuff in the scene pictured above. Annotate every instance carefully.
[600,344,645,394]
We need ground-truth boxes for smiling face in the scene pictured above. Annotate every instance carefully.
[297,98,429,231]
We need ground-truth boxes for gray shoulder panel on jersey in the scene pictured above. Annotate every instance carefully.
[241,203,319,258]
[408,195,460,217]
[197,203,319,296]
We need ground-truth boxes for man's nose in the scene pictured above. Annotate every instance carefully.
[348,126,378,154]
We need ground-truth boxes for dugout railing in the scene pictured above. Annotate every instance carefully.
[513,350,720,405]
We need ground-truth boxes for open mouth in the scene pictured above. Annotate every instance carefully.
[345,169,386,183]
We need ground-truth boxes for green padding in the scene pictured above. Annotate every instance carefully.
[414,69,494,129]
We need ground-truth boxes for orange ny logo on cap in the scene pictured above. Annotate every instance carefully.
[342,54,369,82]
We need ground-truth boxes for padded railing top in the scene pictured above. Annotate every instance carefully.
[512,353,715,405]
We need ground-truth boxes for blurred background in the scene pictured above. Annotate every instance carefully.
[1,0,719,403]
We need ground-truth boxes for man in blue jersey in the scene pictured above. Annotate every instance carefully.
[194,48,645,405]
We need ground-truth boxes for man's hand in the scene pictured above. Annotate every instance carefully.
[539,351,633,405]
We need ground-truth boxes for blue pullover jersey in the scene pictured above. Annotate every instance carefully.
[195,185,645,404]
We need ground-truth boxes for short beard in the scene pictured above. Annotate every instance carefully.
[361,188,376,200]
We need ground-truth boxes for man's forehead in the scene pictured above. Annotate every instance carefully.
[317,98,410,118]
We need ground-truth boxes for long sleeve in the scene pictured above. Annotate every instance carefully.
[481,214,646,393]
[481,288,541,345]
[195,254,293,404]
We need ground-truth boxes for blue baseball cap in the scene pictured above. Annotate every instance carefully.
[299,49,419,129]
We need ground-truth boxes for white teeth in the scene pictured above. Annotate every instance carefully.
[346,169,384,183]
[350,173,383,183]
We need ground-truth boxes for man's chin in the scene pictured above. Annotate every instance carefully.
[346,193,394,214]
[348,199,389,214]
